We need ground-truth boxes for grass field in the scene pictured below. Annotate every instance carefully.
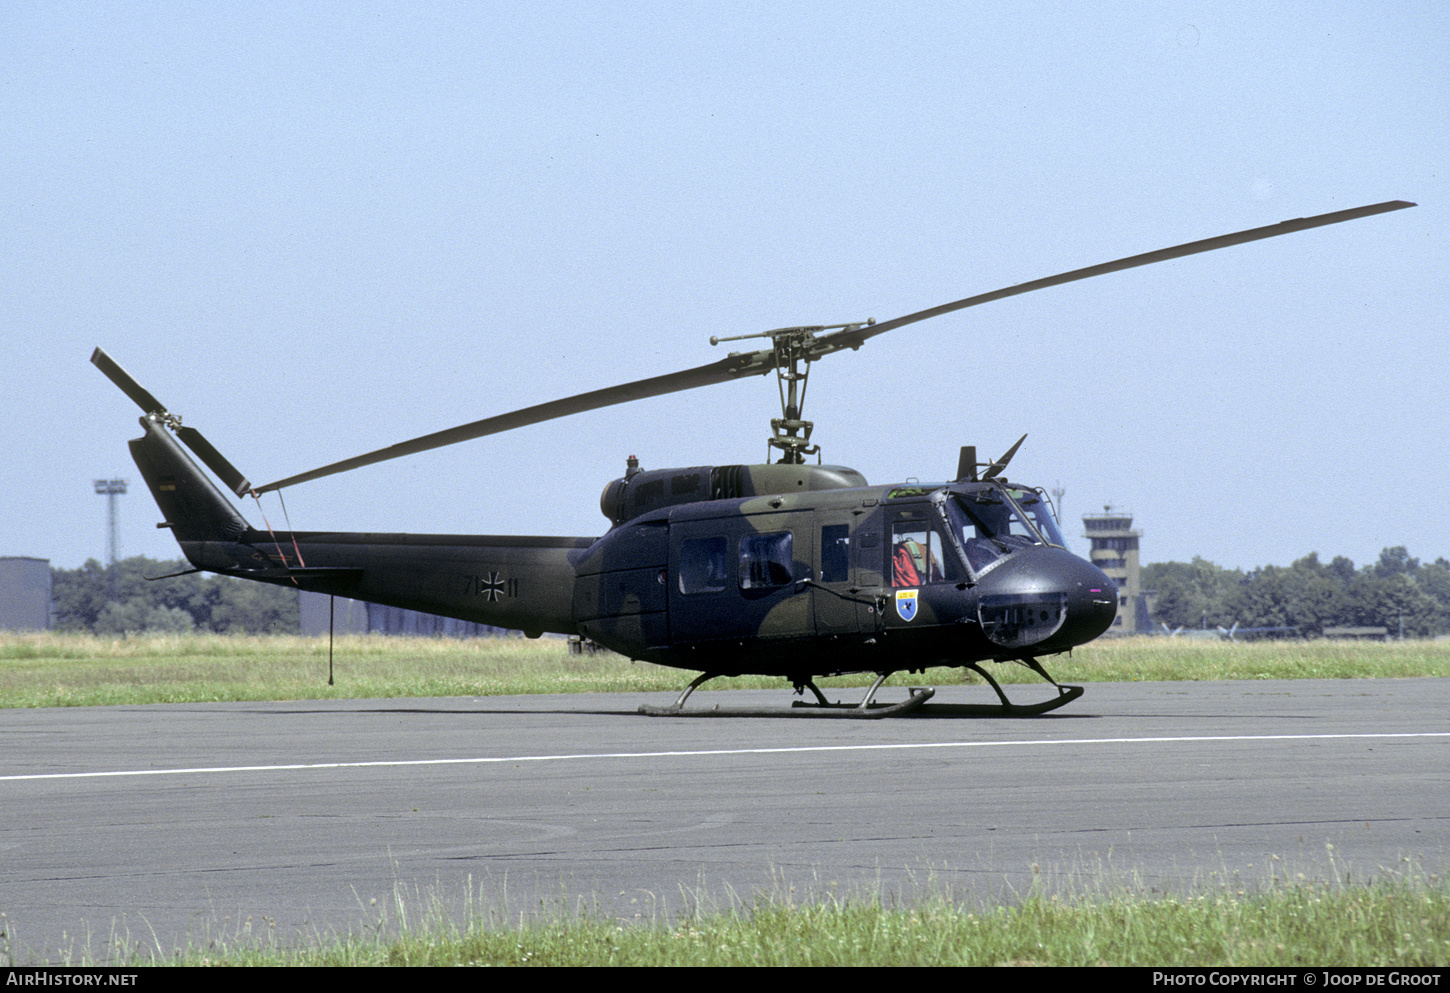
[0,630,1445,709]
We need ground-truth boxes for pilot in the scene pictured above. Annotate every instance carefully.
[893,534,941,586]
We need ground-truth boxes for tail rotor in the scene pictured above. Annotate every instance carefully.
[91,347,253,497]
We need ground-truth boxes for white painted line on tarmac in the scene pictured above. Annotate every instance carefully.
[2,731,1446,783]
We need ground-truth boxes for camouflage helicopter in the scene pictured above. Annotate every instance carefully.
[95,199,1413,718]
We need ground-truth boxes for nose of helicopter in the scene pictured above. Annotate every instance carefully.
[974,547,1118,651]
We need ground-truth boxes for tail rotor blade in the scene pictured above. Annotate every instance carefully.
[175,426,252,497]
[93,347,252,496]
[91,347,168,415]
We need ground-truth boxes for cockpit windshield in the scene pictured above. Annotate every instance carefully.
[944,484,1065,577]
[1004,486,1067,547]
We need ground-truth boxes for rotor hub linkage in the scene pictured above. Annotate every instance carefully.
[711,321,872,464]
[767,329,816,463]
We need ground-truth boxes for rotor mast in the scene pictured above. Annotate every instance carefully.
[710,320,873,464]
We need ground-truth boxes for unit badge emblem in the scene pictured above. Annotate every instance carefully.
[895,588,918,622]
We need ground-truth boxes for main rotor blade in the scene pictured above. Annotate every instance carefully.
[812,199,1416,356]
[253,198,1414,493]
[254,348,781,493]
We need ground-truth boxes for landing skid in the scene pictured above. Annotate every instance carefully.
[639,657,1083,719]
[947,657,1084,716]
[638,672,934,720]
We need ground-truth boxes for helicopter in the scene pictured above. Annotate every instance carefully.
[94,199,1414,718]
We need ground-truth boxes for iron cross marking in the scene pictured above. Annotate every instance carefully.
[462,572,519,600]
[479,571,506,601]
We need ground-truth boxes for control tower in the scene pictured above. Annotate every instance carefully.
[1082,505,1146,633]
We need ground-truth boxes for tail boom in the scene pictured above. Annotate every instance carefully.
[128,415,589,636]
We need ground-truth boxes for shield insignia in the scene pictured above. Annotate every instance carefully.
[894,588,918,622]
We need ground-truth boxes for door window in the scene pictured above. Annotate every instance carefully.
[739,532,794,589]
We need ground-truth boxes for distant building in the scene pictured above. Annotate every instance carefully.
[0,557,52,631]
[1082,507,1152,634]
[298,591,506,638]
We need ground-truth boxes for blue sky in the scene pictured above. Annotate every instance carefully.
[4,1,1444,572]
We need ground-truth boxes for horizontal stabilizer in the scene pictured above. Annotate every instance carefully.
[218,566,365,583]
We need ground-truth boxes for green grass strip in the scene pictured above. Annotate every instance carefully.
[0,632,1446,709]
[47,864,1448,966]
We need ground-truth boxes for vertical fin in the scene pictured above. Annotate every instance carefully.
[129,417,250,543]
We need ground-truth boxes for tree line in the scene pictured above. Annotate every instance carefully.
[51,557,299,635]
[1144,547,1450,637]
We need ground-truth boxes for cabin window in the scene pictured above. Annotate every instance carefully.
[820,524,849,583]
[739,532,794,589]
[632,477,665,509]
[679,536,729,594]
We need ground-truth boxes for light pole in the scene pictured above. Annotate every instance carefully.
[1051,481,1065,551]
[93,478,128,565]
